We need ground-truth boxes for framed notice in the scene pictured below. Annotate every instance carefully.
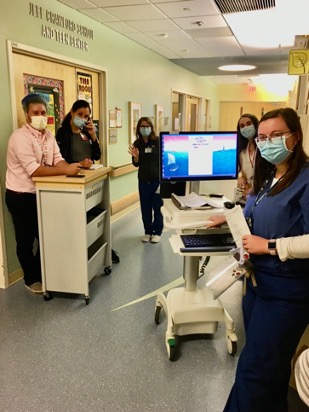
[129,102,142,144]
[76,71,93,111]
[109,107,122,128]
[155,104,164,134]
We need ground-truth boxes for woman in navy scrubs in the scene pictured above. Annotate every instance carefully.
[128,117,163,243]
[210,108,309,411]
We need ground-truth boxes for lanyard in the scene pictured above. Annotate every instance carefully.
[247,173,284,229]
[247,144,256,168]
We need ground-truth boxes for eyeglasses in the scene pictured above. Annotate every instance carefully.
[255,131,294,146]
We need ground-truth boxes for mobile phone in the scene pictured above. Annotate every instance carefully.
[81,125,89,134]
[66,174,86,178]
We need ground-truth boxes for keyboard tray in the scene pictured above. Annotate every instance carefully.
[180,233,236,253]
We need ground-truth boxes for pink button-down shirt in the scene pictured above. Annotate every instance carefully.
[6,124,64,193]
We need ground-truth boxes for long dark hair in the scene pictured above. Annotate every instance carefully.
[135,117,157,141]
[237,113,259,157]
[60,100,91,131]
[252,107,308,195]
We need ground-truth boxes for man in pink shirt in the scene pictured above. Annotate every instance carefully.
[5,93,81,293]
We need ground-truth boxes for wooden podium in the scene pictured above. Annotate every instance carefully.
[33,167,112,304]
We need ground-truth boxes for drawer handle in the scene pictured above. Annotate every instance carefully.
[97,219,104,228]
[86,186,102,200]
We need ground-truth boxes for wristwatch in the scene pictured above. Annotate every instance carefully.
[268,239,277,255]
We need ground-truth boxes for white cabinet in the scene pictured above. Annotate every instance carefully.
[34,168,111,304]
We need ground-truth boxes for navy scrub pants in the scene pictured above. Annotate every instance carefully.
[224,275,309,412]
[138,180,163,236]
[5,190,42,286]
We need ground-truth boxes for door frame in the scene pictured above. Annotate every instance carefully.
[1,40,108,288]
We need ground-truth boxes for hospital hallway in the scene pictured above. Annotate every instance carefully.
[0,205,308,412]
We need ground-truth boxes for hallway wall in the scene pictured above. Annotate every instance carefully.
[0,0,221,283]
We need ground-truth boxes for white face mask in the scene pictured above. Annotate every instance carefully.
[30,115,48,131]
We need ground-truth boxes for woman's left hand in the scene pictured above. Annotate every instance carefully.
[242,234,268,255]
[84,119,97,140]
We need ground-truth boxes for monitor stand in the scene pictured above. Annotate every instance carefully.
[187,181,200,195]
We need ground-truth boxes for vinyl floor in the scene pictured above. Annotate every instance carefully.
[0,206,308,412]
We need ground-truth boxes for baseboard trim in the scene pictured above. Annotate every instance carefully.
[8,268,23,287]
[111,192,139,216]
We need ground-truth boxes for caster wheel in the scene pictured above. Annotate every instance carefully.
[43,291,53,301]
[167,338,177,361]
[227,334,237,355]
[154,305,162,324]
[85,296,90,305]
[104,267,112,275]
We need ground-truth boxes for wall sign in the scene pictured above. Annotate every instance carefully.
[288,49,309,75]
[29,2,94,51]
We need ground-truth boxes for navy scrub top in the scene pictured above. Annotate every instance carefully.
[243,165,309,301]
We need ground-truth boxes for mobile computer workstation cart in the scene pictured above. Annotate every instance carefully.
[155,197,238,361]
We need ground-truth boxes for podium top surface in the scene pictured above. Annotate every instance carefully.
[33,166,111,186]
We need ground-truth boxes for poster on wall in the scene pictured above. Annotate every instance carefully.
[76,71,93,112]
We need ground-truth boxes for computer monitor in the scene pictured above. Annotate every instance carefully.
[159,131,238,182]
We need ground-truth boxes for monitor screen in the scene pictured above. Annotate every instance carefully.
[160,131,238,182]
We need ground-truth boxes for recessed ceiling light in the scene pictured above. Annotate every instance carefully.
[218,64,256,72]
[159,33,168,38]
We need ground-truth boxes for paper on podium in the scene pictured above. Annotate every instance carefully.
[224,205,251,248]
[171,192,230,210]
[171,192,209,209]
[90,164,104,170]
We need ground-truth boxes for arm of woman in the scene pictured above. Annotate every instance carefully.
[276,235,309,262]
[128,144,139,166]
[206,214,227,228]
[90,138,101,161]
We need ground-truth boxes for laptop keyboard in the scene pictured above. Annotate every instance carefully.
[180,233,236,253]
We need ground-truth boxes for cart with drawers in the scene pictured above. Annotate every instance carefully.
[33,168,112,304]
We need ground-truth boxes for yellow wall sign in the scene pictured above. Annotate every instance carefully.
[288,49,309,75]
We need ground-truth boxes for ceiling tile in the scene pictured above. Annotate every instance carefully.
[90,0,148,6]
[125,19,179,31]
[172,14,227,30]
[103,21,138,34]
[102,4,165,20]
[154,0,219,18]
[124,32,181,58]
[80,9,118,22]
[58,0,96,8]
[186,27,233,39]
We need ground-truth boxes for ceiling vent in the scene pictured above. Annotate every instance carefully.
[213,0,276,14]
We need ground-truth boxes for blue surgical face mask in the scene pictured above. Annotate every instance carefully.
[140,126,151,137]
[240,124,256,139]
[257,136,293,165]
[73,115,86,129]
